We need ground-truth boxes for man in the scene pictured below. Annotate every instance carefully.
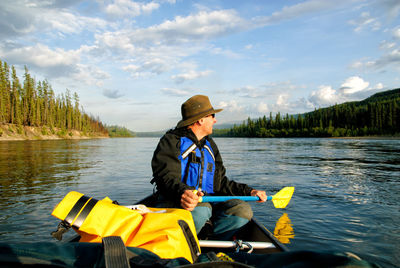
[151,95,267,238]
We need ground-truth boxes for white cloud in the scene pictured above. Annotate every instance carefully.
[0,43,79,69]
[349,12,381,33]
[103,88,124,99]
[380,0,400,20]
[379,40,396,50]
[0,43,110,85]
[368,49,400,69]
[71,64,110,87]
[122,57,171,77]
[254,0,347,26]
[232,85,261,98]
[161,88,191,96]
[171,70,212,84]
[308,76,373,108]
[340,76,369,94]
[375,83,384,90]
[0,1,109,39]
[218,100,244,113]
[351,36,400,70]
[231,81,298,100]
[95,30,136,54]
[0,1,37,38]
[257,102,269,113]
[276,94,290,106]
[131,10,246,44]
[309,85,338,106]
[393,26,400,39]
[104,0,160,18]
[210,46,241,59]
[44,10,108,35]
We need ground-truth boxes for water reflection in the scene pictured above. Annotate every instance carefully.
[0,140,93,207]
[273,213,295,244]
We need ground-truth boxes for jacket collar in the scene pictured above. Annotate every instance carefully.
[170,127,207,147]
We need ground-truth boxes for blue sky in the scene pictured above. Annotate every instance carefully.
[1,0,399,131]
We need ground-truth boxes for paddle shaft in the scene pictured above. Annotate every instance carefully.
[199,240,275,249]
[200,196,272,202]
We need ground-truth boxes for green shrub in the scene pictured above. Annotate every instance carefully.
[41,127,48,135]
[17,125,23,134]
[57,129,67,137]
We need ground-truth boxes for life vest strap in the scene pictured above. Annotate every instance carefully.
[182,143,197,159]
[64,195,90,224]
[63,194,99,229]
[102,236,130,268]
[178,220,200,262]
[73,198,98,229]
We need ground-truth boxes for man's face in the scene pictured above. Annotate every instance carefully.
[202,114,216,136]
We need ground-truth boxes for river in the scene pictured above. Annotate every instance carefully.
[0,137,399,267]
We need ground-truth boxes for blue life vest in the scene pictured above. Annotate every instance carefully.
[179,137,216,194]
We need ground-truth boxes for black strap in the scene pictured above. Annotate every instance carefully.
[178,220,200,262]
[64,195,90,224]
[198,150,204,189]
[102,236,130,268]
[73,198,98,229]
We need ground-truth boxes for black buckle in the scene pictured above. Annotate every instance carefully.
[51,221,71,241]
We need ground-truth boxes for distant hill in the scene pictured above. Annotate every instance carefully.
[214,88,400,138]
[135,131,165,137]
[304,88,400,116]
[359,88,399,104]
[106,125,135,137]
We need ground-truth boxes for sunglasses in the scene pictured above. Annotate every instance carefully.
[210,114,215,118]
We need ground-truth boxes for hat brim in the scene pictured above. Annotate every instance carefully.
[177,108,223,128]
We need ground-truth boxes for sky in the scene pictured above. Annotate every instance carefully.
[1,0,399,132]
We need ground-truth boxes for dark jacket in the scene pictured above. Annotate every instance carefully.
[151,127,253,203]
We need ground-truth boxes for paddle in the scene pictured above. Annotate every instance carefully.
[198,186,294,209]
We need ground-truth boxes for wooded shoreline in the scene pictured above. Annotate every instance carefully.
[0,124,108,141]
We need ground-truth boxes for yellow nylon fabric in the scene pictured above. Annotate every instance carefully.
[52,191,200,263]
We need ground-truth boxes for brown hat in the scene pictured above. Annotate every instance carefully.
[177,95,223,128]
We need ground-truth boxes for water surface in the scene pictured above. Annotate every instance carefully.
[0,137,398,267]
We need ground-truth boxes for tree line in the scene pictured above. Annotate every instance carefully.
[213,88,400,138]
[106,125,135,137]
[0,60,108,135]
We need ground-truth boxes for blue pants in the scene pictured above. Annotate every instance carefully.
[153,194,253,240]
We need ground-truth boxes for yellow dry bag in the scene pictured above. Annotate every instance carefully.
[51,191,200,263]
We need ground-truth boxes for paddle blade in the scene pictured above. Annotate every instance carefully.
[272,187,294,208]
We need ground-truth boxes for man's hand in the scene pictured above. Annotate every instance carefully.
[251,189,267,202]
[181,190,204,211]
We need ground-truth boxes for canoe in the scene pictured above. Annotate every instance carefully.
[62,193,287,256]
[136,194,288,255]
[3,192,378,267]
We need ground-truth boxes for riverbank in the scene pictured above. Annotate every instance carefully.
[0,124,108,141]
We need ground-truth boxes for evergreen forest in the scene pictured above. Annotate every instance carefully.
[106,125,135,137]
[0,60,108,136]
[214,88,400,138]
